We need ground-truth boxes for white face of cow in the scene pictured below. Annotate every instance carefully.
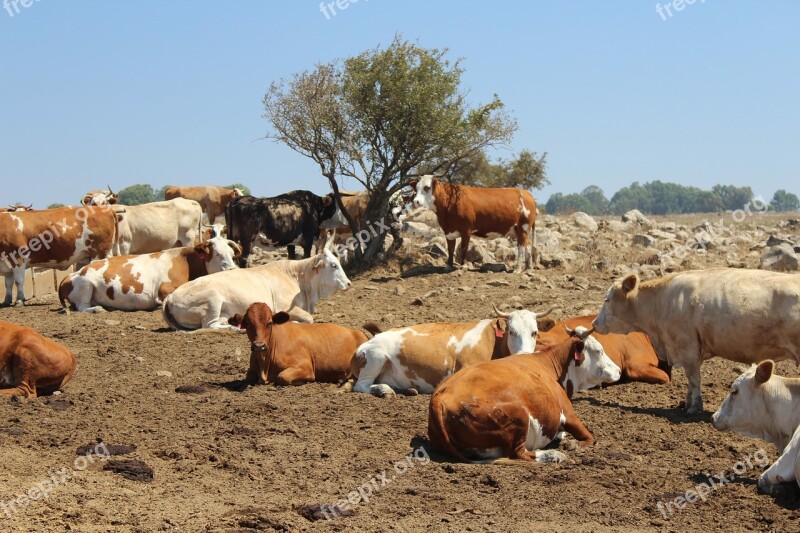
[314,248,352,292]
[572,328,622,388]
[505,310,540,354]
[412,175,436,211]
[712,362,773,435]
[593,274,638,335]
[206,237,240,273]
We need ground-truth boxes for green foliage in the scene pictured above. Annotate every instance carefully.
[225,183,251,196]
[157,185,170,200]
[117,184,156,206]
[771,189,800,212]
[449,150,549,190]
[545,185,608,215]
[47,203,65,209]
[604,181,756,215]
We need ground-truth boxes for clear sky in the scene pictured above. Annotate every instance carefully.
[1,0,798,207]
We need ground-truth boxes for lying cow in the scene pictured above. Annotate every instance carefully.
[164,185,242,224]
[226,190,346,266]
[428,327,620,463]
[410,175,538,272]
[162,238,351,331]
[59,236,241,313]
[593,268,800,413]
[349,305,554,397]
[712,361,800,494]
[538,315,670,386]
[1,205,117,307]
[228,302,368,385]
[112,198,203,256]
[0,321,77,397]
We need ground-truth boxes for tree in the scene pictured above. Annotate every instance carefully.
[118,184,155,205]
[448,150,548,190]
[47,203,65,209]
[580,185,608,214]
[712,184,753,211]
[225,183,251,196]
[771,189,800,212]
[264,35,518,261]
[545,193,592,215]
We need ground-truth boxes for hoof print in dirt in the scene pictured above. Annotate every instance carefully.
[76,442,137,456]
[174,385,207,394]
[295,503,355,522]
[103,459,154,482]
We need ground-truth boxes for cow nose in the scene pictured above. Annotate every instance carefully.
[253,342,267,351]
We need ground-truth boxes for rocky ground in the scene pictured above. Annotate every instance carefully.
[1,210,799,532]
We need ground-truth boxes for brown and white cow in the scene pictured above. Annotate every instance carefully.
[538,315,670,386]
[1,206,117,307]
[164,185,243,223]
[4,204,33,212]
[349,305,554,397]
[712,361,797,494]
[58,236,241,313]
[81,186,118,206]
[593,268,800,413]
[428,328,620,464]
[111,198,203,255]
[0,321,78,397]
[411,175,538,272]
[228,302,368,385]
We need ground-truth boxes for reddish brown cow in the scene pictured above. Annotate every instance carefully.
[411,175,537,271]
[0,321,77,397]
[537,315,671,385]
[229,302,368,385]
[164,185,242,223]
[428,332,620,463]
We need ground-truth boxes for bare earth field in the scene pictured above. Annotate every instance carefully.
[2,213,800,532]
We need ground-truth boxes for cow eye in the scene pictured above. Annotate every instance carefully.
[424,186,430,192]
[731,388,738,395]
[531,332,537,337]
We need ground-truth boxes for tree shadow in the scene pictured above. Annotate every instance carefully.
[400,265,452,278]
[574,395,713,424]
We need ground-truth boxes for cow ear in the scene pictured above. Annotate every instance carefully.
[272,312,291,325]
[312,255,324,271]
[537,317,556,332]
[228,314,245,328]
[194,243,211,260]
[755,360,774,384]
[408,180,418,189]
[573,342,586,363]
[322,195,333,207]
[621,274,638,295]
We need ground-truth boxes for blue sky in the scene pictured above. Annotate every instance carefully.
[1,0,798,207]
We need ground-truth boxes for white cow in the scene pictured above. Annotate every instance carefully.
[712,361,799,494]
[162,240,351,331]
[59,236,240,313]
[112,198,203,256]
[593,268,800,413]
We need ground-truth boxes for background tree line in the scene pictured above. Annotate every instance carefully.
[45,183,251,208]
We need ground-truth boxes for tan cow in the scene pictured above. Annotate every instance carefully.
[411,175,538,272]
[1,205,117,306]
[164,185,243,223]
[112,198,203,255]
[0,321,77,397]
[59,236,241,313]
[428,328,620,463]
[228,302,368,385]
[349,305,554,397]
[593,268,800,413]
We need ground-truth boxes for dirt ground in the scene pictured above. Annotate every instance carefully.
[2,214,800,532]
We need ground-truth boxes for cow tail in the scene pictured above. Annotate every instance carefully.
[428,392,470,464]
[362,322,384,337]
[57,277,73,311]
[161,298,185,331]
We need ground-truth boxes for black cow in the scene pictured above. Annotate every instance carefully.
[226,190,346,267]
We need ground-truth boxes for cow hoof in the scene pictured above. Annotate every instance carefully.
[535,450,567,463]
[402,388,419,396]
[369,384,396,398]
[758,475,775,495]
[13,300,25,307]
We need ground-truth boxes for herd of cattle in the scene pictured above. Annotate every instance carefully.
[2,178,800,500]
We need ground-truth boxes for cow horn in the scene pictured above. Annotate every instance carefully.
[535,306,556,318]
[323,231,334,251]
[492,304,511,319]
[25,204,32,210]
[227,240,242,255]
[107,184,115,196]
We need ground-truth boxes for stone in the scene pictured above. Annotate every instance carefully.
[760,244,799,272]
[632,234,656,247]
[622,209,652,227]
[571,212,598,232]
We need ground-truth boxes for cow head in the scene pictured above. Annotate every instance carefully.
[82,185,119,206]
[228,302,290,346]
[194,236,241,273]
[411,175,437,211]
[320,193,348,228]
[565,326,621,390]
[5,203,33,212]
[493,304,555,354]
[592,273,639,335]
[202,223,226,241]
[312,239,352,294]
[712,361,775,436]
[232,188,244,199]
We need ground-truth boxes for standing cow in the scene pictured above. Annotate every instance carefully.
[410,175,538,272]
[593,268,800,413]
[1,206,117,307]
[164,185,242,224]
[81,186,118,206]
[111,198,203,256]
[225,190,346,267]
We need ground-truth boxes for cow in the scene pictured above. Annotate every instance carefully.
[163,185,243,224]
[58,236,241,313]
[4,204,33,212]
[410,175,538,272]
[1,206,117,307]
[537,314,670,386]
[228,302,368,385]
[0,321,78,397]
[712,361,797,495]
[162,238,351,331]
[111,198,203,256]
[82,186,118,206]
[593,268,800,413]
[348,305,554,397]
[428,327,621,464]
[225,190,347,267]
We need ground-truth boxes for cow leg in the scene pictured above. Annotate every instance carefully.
[238,239,253,268]
[623,362,671,384]
[2,274,13,307]
[287,308,314,323]
[0,357,36,398]
[759,427,800,494]
[275,365,315,386]
[561,403,594,446]
[683,359,704,413]
[353,350,393,397]
[287,245,297,260]
[458,233,471,267]
[302,233,314,259]
[445,238,457,270]
[12,266,26,306]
